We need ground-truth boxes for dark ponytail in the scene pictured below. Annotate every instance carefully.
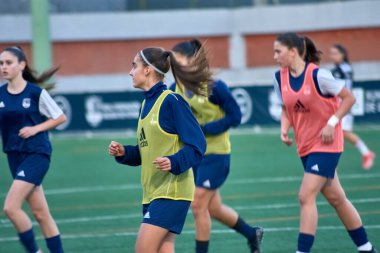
[139,46,213,96]
[2,46,59,90]
[276,33,322,64]
[172,38,202,58]
[332,44,350,63]
[303,36,322,64]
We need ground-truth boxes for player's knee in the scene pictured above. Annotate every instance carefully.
[298,191,314,206]
[325,193,347,208]
[3,203,17,219]
[31,208,50,224]
[208,204,221,218]
[158,244,174,253]
[191,200,207,215]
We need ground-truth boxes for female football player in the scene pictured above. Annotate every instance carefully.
[171,39,263,253]
[273,33,377,253]
[0,46,66,253]
[329,44,375,170]
[109,46,210,253]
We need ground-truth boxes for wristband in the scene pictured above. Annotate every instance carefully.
[327,115,339,127]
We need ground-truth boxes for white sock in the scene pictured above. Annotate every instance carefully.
[356,140,370,155]
[358,241,373,251]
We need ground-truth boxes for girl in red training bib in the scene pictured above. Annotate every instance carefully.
[273,32,377,253]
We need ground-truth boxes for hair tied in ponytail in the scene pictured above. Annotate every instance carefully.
[162,51,171,59]
[190,39,202,52]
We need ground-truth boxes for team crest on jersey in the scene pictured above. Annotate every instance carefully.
[150,114,158,125]
[139,127,148,148]
[197,97,206,104]
[22,98,31,108]
[303,86,311,95]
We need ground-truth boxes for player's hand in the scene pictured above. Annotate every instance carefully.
[19,126,39,139]
[153,157,171,172]
[108,141,125,157]
[321,124,334,144]
[281,131,293,146]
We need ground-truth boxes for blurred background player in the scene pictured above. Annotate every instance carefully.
[171,39,264,253]
[0,46,66,253]
[273,33,377,253]
[108,47,210,253]
[329,44,375,170]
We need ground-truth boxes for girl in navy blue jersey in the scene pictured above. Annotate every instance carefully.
[0,47,66,253]
[170,39,263,253]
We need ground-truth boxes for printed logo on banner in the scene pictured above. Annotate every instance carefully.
[268,90,282,121]
[85,96,103,127]
[364,88,380,115]
[53,95,72,130]
[85,95,141,128]
[231,88,253,124]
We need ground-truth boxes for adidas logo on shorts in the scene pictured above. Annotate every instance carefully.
[17,170,26,177]
[203,180,211,188]
[144,211,150,219]
[311,164,319,172]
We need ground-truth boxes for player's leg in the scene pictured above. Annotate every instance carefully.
[209,190,263,253]
[158,232,176,253]
[297,173,327,253]
[3,180,40,253]
[27,186,64,253]
[342,115,375,170]
[139,199,190,253]
[208,190,237,226]
[191,187,215,253]
[343,130,360,145]
[321,172,377,252]
[135,223,171,253]
[344,130,375,170]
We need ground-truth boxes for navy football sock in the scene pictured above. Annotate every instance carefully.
[46,235,64,253]
[297,233,314,253]
[232,216,255,240]
[18,228,39,253]
[348,226,369,248]
[196,240,209,253]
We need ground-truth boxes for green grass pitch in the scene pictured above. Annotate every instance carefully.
[1,129,379,252]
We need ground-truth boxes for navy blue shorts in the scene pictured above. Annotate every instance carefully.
[193,154,230,190]
[7,152,50,186]
[301,152,341,179]
[142,199,191,234]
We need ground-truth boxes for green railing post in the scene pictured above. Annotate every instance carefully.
[31,0,52,73]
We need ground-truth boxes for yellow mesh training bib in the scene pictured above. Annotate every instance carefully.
[175,85,230,155]
[138,90,194,204]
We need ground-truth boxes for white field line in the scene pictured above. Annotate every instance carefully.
[228,172,380,185]
[1,224,380,242]
[1,197,379,228]
[233,197,380,211]
[1,172,379,198]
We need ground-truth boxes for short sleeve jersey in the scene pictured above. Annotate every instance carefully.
[0,82,63,155]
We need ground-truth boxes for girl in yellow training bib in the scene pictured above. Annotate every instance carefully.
[171,39,263,253]
[109,47,212,253]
